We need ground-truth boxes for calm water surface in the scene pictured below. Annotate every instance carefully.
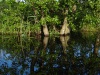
[0,32,100,75]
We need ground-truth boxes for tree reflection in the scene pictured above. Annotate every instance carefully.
[0,32,100,75]
[60,35,70,54]
[30,36,49,75]
[94,33,100,56]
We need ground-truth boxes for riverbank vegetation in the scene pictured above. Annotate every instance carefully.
[0,0,100,36]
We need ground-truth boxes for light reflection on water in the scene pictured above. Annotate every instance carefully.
[0,49,31,75]
[0,32,100,75]
[98,50,100,57]
[0,49,12,67]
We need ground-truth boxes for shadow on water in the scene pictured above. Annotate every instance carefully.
[0,32,100,75]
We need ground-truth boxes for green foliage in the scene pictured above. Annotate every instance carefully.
[0,0,100,34]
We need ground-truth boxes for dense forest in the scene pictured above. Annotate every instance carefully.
[0,0,100,36]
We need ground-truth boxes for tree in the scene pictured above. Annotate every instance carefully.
[0,0,99,35]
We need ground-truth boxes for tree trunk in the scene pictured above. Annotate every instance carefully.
[43,36,49,49]
[60,17,70,35]
[94,34,100,56]
[42,24,49,36]
[41,16,49,36]
[34,10,38,24]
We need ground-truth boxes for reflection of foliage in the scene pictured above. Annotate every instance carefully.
[0,32,100,75]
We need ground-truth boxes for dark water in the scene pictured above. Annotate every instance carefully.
[0,32,100,75]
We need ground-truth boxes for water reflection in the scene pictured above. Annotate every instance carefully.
[0,32,100,75]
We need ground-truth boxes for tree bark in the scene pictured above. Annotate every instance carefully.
[43,36,49,49]
[72,5,77,13]
[34,10,38,24]
[43,24,49,36]
[41,16,49,36]
[60,17,70,35]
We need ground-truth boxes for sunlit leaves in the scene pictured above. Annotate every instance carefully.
[0,0,100,33]
[40,17,46,25]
